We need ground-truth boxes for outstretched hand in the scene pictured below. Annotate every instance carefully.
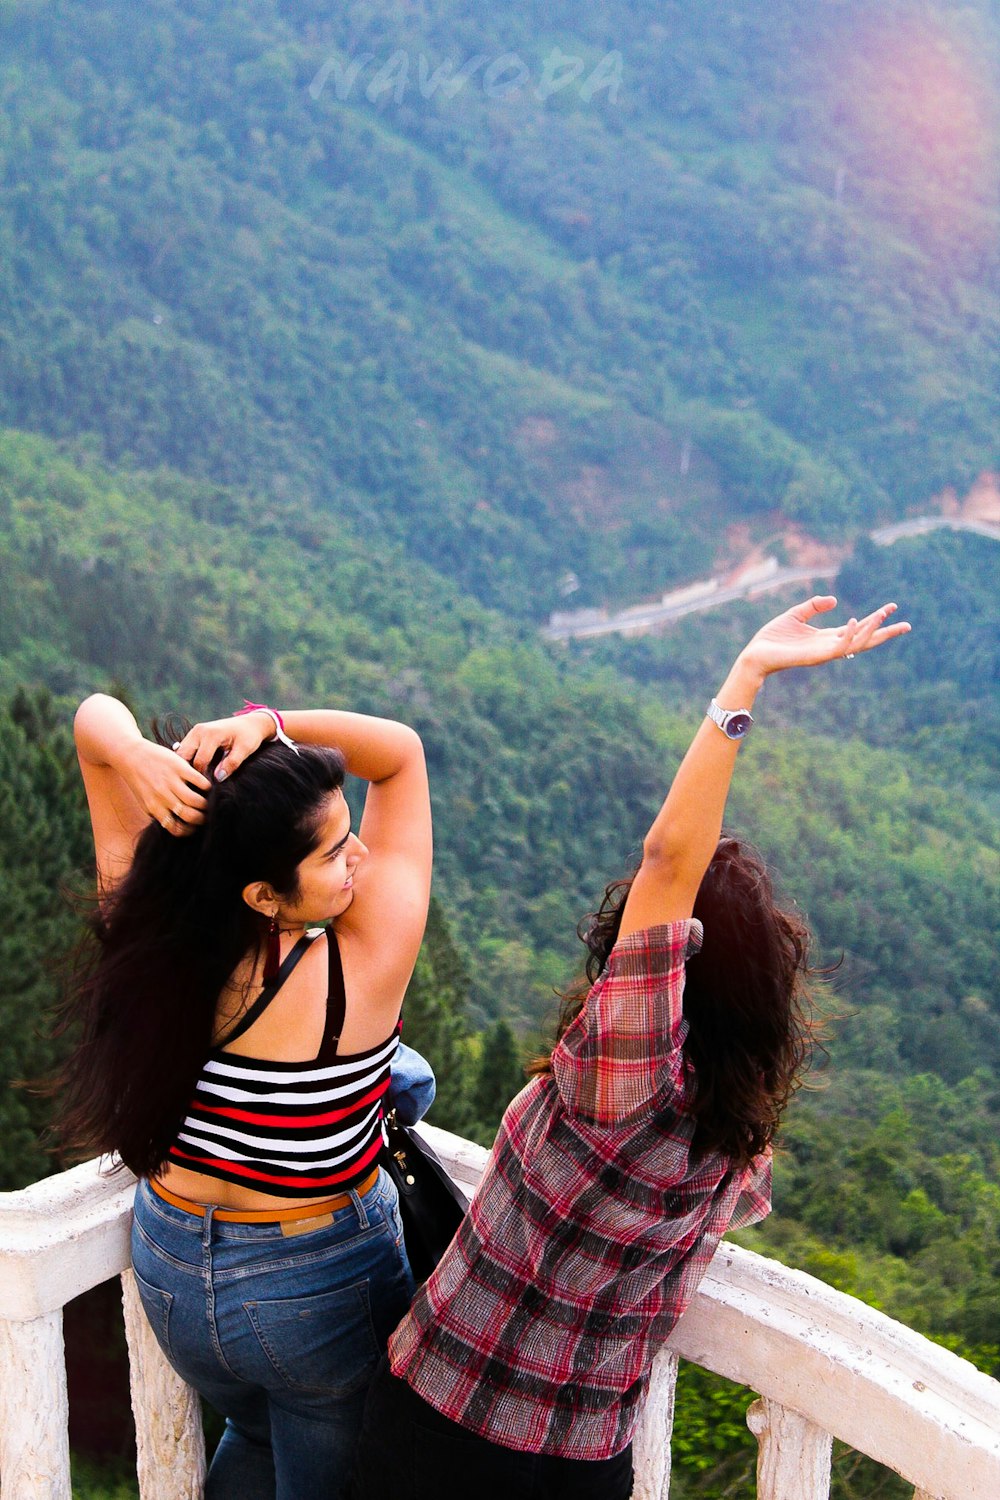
[739,596,910,681]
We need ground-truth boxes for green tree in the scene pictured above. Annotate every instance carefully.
[401,898,477,1138]
[0,687,92,1189]
[471,1018,526,1144]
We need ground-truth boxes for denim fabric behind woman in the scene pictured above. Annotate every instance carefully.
[132,1171,415,1500]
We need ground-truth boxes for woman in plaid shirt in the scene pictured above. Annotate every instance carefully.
[353,596,909,1499]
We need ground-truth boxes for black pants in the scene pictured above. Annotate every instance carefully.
[350,1358,634,1500]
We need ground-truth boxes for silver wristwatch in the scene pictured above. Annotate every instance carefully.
[706,698,754,740]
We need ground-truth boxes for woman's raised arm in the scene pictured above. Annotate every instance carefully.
[617,596,910,940]
[280,709,432,933]
[74,694,212,893]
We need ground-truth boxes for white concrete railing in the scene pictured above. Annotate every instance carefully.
[2,1128,999,1500]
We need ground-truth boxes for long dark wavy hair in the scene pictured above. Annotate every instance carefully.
[529,836,820,1169]
[52,739,346,1177]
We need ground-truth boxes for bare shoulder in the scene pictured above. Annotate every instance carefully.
[333,919,416,1052]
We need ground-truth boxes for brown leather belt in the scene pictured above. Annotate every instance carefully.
[148,1165,380,1231]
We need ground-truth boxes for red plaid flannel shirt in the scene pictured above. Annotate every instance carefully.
[389,919,772,1459]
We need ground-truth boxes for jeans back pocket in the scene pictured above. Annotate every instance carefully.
[131,1265,176,1353]
[244,1278,380,1397]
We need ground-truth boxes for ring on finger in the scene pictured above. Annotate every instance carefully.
[845,653,855,660]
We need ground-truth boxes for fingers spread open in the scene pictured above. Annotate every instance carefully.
[870,620,911,648]
[856,603,911,654]
[858,601,894,636]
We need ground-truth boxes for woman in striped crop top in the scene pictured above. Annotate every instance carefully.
[58,697,433,1500]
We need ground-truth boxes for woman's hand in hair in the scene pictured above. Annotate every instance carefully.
[119,738,212,836]
[74,693,210,884]
[738,596,910,685]
[173,713,274,782]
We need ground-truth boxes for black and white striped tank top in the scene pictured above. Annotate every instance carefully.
[165,928,399,1197]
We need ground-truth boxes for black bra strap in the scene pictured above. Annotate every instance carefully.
[218,931,322,1047]
[315,927,347,1065]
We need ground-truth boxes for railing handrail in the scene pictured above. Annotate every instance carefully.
[2,1127,999,1500]
[0,1156,134,1320]
[671,1240,1000,1497]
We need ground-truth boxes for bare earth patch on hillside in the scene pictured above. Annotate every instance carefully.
[720,520,848,586]
[934,471,1000,524]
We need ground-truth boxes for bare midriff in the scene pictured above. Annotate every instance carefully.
[152,1160,362,1211]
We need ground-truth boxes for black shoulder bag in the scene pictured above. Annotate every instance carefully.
[382,1111,471,1285]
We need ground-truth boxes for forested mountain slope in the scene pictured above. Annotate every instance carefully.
[0,0,996,615]
[3,427,996,1074]
[2,430,998,1499]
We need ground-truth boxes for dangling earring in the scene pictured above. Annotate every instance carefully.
[264,912,281,983]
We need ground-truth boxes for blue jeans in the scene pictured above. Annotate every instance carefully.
[131,1171,415,1500]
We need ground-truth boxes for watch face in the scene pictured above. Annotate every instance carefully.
[725,712,753,739]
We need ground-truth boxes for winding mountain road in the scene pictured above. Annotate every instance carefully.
[543,517,999,642]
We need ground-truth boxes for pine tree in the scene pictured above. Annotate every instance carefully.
[0,688,93,1189]
[401,897,478,1138]
[471,1018,526,1145]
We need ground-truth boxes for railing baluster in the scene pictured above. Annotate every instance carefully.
[0,1311,71,1499]
[121,1270,205,1499]
[632,1348,679,1499]
[747,1395,833,1500]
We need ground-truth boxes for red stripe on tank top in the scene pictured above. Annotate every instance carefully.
[171,1132,384,1188]
[191,1079,389,1129]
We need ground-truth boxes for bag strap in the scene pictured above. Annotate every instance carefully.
[217,931,321,1047]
